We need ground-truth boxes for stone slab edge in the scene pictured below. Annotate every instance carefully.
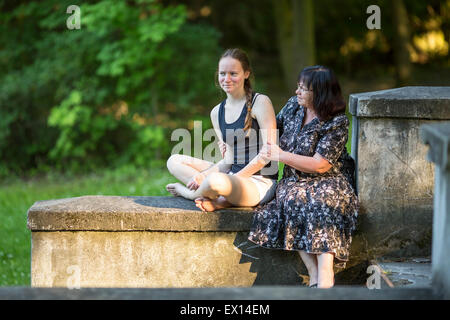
[27,196,255,232]
[349,86,450,119]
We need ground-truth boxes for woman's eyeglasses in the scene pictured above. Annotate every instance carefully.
[297,84,312,92]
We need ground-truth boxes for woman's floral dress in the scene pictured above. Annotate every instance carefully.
[248,97,359,268]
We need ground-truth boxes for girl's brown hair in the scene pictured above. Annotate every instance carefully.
[219,48,254,132]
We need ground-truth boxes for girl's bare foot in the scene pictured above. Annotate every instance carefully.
[166,182,198,200]
[195,196,231,212]
[166,183,182,197]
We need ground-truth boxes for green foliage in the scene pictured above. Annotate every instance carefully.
[120,123,166,167]
[3,0,447,177]
[0,0,221,175]
[46,89,170,170]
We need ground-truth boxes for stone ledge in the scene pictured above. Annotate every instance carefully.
[27,196,254,232]
[420,122,450,170]
[0,286,438,300]
[349,86,450,119]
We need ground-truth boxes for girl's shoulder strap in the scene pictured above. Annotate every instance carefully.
[251,92,260,107]
[217,99,227,132]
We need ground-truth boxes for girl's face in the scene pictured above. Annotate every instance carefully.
[295,81,314,109]
[218,57,250,96]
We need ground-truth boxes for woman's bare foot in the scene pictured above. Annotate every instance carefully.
[166,183,182,197]
[194,196,231,212]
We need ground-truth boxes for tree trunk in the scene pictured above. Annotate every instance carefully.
[273,0,315,92]
[392,0,412,86]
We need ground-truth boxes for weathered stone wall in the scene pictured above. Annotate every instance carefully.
[349,87,450,262]
[31,230,308,288]
[28,196,307,288]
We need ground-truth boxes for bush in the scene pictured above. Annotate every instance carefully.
[0,0,222,176]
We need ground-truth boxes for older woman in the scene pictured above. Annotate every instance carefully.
[248,65,359,289]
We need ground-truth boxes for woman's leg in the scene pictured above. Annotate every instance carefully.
[299,251,318,286]
[317,252,335,288]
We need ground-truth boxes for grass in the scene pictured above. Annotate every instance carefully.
[0,165,174,286]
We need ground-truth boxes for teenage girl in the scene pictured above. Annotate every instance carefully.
[166,48,278,212]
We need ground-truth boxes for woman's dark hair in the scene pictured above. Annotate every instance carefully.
[298,65,346,121]
[219,48,254,132]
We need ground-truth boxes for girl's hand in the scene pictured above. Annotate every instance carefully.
[186,172,205,190]
[218,140,226,158]
[259,142,283,161]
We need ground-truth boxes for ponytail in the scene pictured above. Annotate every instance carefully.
[243,78,254,133]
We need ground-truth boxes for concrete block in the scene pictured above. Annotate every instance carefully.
[420,121,450,299]
[28,196,306,288]
[349,87,450,261]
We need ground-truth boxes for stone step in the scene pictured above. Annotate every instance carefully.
[377,258,432,288]
[0,286,438,300]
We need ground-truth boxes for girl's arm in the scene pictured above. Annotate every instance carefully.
[186,105,231,190]
[233,95,278,178]
[209,104,232,173]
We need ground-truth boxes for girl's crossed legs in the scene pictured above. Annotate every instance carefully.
[166,154,261,211]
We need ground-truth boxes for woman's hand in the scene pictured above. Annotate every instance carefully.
[186,172,205,190]
[258,142,284,162]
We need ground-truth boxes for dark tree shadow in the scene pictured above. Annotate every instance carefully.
[131,196,199,210]
[232,232,308,286]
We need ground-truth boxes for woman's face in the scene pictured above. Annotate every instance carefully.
[218,57,249,96]
[295,81,314,109]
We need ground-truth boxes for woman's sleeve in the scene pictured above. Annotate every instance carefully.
[315,115,349,165]
[276,110,284,138]
[276,97,295,139]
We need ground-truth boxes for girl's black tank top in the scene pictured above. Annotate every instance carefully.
[218,93,278,180]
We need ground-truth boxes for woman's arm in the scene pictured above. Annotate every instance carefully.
[234,95,278,178]
[280,150,332,174]
[260,142,331,174]
[260,115,350,175]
